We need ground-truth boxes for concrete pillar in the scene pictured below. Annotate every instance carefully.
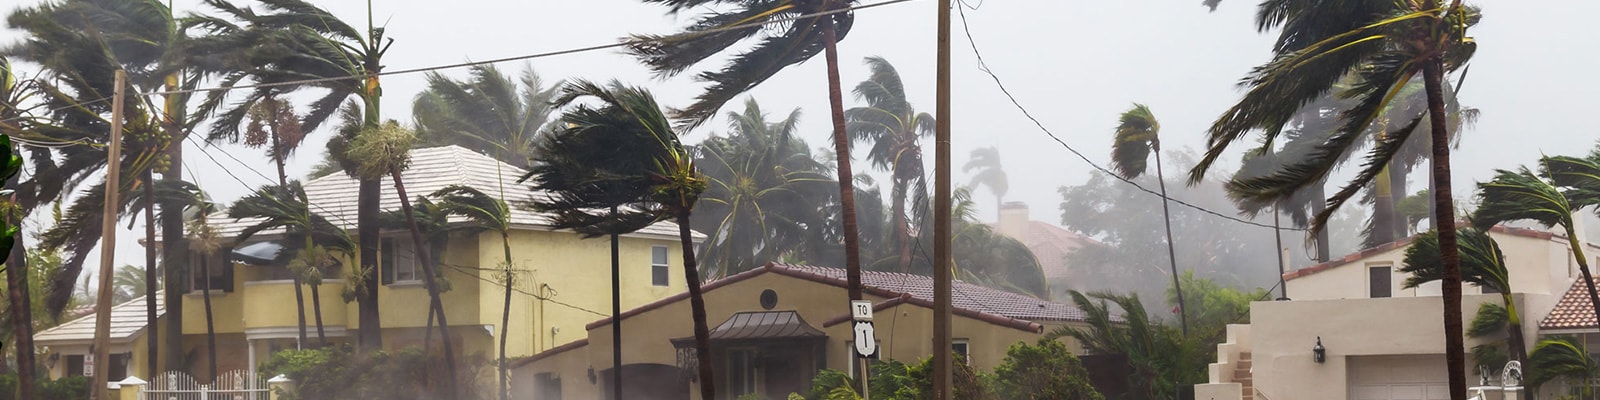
[116,376,146,400]
[268,374,294,400]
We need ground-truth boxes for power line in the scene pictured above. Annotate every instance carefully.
[954,6,1304,232]
[134,0,922,97]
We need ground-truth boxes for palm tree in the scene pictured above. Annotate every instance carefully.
[0,59,42,393]
[1472,164,1600,334]
[347,121,459,395]
[1047,290,1190,400]
[1109,103,1187,335]
[525,80,714,399]
[1400,228,1525,366]
[1193,2,1479,395]
[187,213,223,381]
[964,146,1008,217]
[413,64,561,168]
[431,184,515,400]
[1528,336,1597,398]
[226,182,352,348]
[110,264,156,303]
[243,94,306,187]
[693,99,834,278]
[187,0,392,349]
[847,56,933,273]
[627,0,870,303]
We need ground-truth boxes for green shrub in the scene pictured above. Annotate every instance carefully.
[0,374,88,400]
[801,356,991,400]
[257,344,486,400]
[993,339,1103,400]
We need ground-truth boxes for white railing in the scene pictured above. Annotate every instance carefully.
[141,370,270,400]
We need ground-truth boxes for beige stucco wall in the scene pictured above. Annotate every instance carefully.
[511,344,600,400]
[1248,294,1518,400]
[1286,231,1579,302]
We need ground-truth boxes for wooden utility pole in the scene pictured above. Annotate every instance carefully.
[90,69,126,400]
[932,0,954,397]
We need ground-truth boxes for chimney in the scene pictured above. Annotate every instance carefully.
[998,202,1029,241]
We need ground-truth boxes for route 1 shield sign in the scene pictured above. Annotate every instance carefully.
[852,321,877,358]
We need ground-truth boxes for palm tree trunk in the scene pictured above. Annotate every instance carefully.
[310,280,327,346]
[1423,59,1467,400]
[498,230,513,400]
[1312,182,1331,262]
[1152,144,1188,336]
[1565,231,1600,344]
[822,8,863,303]
[5,214,35,400]
[161,80,187,375]
[1373,166,1397,247]
[391,168,459,396]
[200,253,217,382]
[1391,160,1409,237]
[677,212,716,400]
[609,206,622,400]
[292,274,308,347]
[144,170,159,377]
[892,179,911,273]
[358,178,382,351]
[1502,294,1527,364]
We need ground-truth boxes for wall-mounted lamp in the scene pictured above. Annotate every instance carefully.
[1313,336,1326,364]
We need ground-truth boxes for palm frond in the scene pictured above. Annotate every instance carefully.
[1112,103,1159,179]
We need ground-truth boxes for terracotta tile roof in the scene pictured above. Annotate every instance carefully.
[1542,279,1600,330]
[35,293,164,345]
[585,263,1093,333]
[1284,224,1586,282]
[989,221,1098,279]
[198,145,700,242]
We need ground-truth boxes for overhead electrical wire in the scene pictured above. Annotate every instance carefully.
[954,5,1305,232]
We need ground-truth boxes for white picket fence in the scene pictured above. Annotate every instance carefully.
[140,370,270,400]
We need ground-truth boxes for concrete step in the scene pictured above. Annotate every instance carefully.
[1238,352,1252,361]
[1236,360,1253,370]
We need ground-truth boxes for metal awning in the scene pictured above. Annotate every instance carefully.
[670,311,826,348]
[232,241,284,266]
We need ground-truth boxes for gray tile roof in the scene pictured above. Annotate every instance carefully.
[35,294,164,345]
[209,145,700,241]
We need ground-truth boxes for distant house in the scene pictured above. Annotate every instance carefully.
[1195,224,1600,400]
[510,262,1100,400]
[32,145,701,382]
[989,202,1097,281]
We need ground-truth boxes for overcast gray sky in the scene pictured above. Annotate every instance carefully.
[6,0,1599,278]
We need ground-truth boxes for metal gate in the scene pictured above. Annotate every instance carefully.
[141,370,270,400]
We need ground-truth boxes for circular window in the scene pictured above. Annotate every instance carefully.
[760,289,778,310]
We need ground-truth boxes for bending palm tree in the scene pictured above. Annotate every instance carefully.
[1192,2,1479,395]
[241,94,317,344]
[1110,103,1186,335]
[1527,336,1597,397]
[628,0,869,303]
[432,185,515,400]
[414,65,561,168]
[847,56,933,273]
[964,146,1008,218]
[1400,228,1525,364]
[1472,165,1600,334]
[348,122,459,395]
[526,80,714,399]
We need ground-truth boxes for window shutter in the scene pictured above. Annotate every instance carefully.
[381,238,396,285]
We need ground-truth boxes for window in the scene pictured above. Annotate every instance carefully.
[726,348,760,397]
[383,237,440,285]
[953,339,971,365]
[534,373,562,400]
[1369,265,1392,298]
[651,246,669,287]
[846,340,882,378]
[191,251,233,292]
[67,353,127,381]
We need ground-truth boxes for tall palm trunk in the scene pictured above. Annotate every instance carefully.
[892,179,911,273]
[162,95,188,374]
[390,168,459,396]
[677,212,715,400]
[1391,160,1409,237]
[144,170,159,376]
[356,88,384,352]
[1563,225,1600,344]
[822,5,863,303]
[292,272,308,347]
[609,206,622,400]
[1151,144,1187,335]
[4,213,34,400]
[1501,293,1527,364]
[1373,166,1397,246]
[1311,183,1331,262]
[497,230,513,400]
[309,277,327,346]
[199,252,217,382]
[1422,60,1467,400]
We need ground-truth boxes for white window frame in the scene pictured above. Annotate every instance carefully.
[1368,264,1393,298]
[384,237,423,284]
[651,245,670,287]
[953,339,971,365]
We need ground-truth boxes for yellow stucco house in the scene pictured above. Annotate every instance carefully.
[32,145,700,383]
[511,262,1097,400]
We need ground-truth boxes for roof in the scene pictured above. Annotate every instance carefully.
[992,221,1097,279]
[35,293,164,345]
[1542,278,1600,330]
[586,263,1092,332]
[205,145,700,241]
[507,339,589,369]
[669,311,826,346]
[1284,224,1596,282]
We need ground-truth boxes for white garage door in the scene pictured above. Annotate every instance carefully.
[1349,355,1451,400]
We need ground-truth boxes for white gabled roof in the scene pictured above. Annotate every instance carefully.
[210,145,702,241]
[35,294,164,345]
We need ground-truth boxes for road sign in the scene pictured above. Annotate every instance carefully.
[84,353,94,377]
[853,321,877,358]
[851,300,873,321]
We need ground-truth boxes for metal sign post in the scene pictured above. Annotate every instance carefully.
[851,300,875,399]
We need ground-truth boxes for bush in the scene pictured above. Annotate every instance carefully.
[993,339,1103,400]
[800,356,991,400]
[0,374,88,400]
[257,344,486,400]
